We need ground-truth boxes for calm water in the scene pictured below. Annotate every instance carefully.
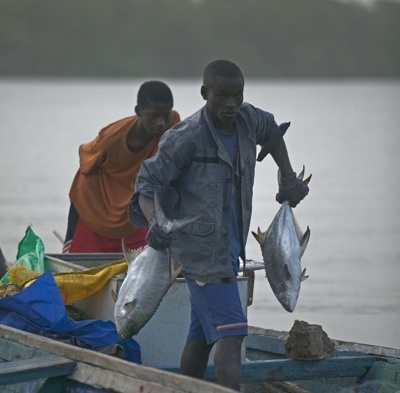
[0,78,399,349]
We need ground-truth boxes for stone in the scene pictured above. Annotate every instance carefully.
[285,320,335,360]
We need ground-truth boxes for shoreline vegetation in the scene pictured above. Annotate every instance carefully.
[1,0,399,78]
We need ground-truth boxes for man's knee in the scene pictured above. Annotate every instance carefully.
[218,335,244,350]
[214,335,244,365]
[214,335,244,391]
[180,338,213,379]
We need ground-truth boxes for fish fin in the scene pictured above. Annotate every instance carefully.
[297,166,312,185]
[170,260,183,283]
[252,227,268,247]
[299,226,311,257]
[284,264,291,280]
[290,166,311,186]
[251,230,260,243]
[111,290,118,303]
[297,165,305,180]
[154,190,200,233]
[168,250,183,283]
[301,268,309,282]
[122,238,145,264]
[169,215,201,233]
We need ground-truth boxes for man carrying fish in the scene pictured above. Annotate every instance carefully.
[128,60,309,391]
[63,81,180,253]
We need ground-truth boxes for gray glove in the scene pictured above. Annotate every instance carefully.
[276,172,309,207]
[145,218,173,251]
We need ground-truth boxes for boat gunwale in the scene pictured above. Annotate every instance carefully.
[247,326,400,358]
[0,324,235,393]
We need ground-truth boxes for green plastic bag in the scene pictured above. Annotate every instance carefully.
[0,226,45,284]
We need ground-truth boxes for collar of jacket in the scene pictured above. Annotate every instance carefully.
[202,106,256,171]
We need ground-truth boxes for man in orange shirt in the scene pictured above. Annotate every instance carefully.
[63,81,180,253]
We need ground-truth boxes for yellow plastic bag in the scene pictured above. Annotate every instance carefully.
[6,227,129,305]
[25,259,128,305]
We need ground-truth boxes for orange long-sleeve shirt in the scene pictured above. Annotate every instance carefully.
[69,111,180,238]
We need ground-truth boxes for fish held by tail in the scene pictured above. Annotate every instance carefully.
[252,167,311,312]
[153,189,200,278]
[114,190,199,339]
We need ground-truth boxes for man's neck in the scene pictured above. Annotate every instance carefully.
[126,120,153,153]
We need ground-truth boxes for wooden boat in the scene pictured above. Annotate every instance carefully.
[216,326,400,392]
[0,323,234,393]
[1,253,399,392]
[161,326,400,392]
[1,323,399,393]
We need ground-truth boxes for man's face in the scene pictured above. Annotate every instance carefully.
[136,102,172,137]
[202,75,244,131]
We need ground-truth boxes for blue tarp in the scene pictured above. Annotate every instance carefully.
[0,272,141,363]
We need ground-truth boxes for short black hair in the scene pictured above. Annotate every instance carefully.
[137,81,173,108]
[203,60,244,86]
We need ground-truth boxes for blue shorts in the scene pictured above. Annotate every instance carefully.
[185,276,248,345]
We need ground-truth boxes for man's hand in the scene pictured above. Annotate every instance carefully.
[276,170,311,207]
[145,218,173,250]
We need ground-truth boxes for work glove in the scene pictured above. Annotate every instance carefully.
[145,218,173,251]
[276,172,309,208]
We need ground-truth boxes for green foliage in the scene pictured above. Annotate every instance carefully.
[0,0,399,77]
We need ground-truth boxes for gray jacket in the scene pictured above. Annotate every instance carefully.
[129,103,283,283]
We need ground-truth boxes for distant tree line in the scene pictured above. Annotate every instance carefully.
[1,0,399,78]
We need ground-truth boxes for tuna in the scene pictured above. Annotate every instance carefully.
[114,191,199,339]
[252,168,311,312]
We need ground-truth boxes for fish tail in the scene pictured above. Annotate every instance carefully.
[154,190,200,233]
[252,227,267,246]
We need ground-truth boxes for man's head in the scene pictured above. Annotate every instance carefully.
[202,60,244,87]
[137,81,174,109]
[201,60,244,132]
[135,81,174,138]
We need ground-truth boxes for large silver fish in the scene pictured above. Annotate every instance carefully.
[114,191,199,339]
[252,169,311,312]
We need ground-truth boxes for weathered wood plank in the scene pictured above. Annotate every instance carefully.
[72,362,206,393]
[238,357,375,382]
[260,381,311,393]
[163,356,375,383]
[0,337,49,362]
[0,325,234,393]
[0,355,76,385]
[246,332,287,356]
